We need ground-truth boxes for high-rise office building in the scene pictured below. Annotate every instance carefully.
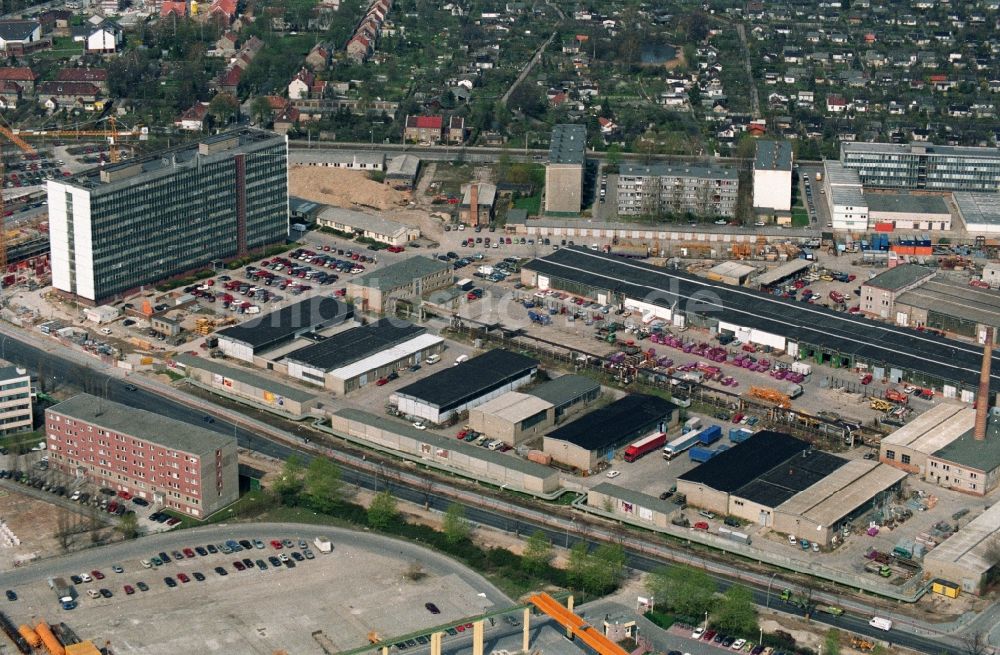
[617,162,739,218]
[47,128,288,304]
[840,141,1000,192]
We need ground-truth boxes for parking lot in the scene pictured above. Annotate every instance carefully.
[0,524,513,655]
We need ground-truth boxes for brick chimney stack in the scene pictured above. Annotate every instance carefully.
[470,184,479,226]
[975,327,993,441]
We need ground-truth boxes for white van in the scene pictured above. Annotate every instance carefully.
[100,327,112,335]
[425,354,441,365]
[869,617,892,631]
[454,354,469,365]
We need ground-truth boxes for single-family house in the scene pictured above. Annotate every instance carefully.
[0,20,41,52]
[288,68,315,100]
[404,114,443,143]
[175,101,209,131]
[0,67,37,94]
[826,94,848,113]
[86,21,122,54]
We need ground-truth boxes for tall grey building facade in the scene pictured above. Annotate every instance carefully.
[48,128,288,304]
[840,142,1000,192]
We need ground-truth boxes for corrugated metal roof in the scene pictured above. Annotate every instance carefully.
[329,333,443,380]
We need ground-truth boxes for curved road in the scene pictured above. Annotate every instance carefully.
[0,327,963,654]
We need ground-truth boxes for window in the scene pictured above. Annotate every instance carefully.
[901,454,911,465]
[885,449,895,460]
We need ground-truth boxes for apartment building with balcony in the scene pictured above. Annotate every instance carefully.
[616,162,739,218]
[45,394,238,518]
[0,366,33,435]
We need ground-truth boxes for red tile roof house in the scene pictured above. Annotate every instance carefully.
[38,81,100,110]
[287,67,315,100]
[0,80,22,108]
[0,66,38,93]
[403,115,443,143]
[209,0,237,22]
[160,1,187,17]
[346,34,370,62]
[55,67,108,93]
[217,66,242,95]
[175,101,209,131]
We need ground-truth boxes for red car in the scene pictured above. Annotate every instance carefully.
[703,630,717,642]
[233,560,246,571]
[694,522,709,531]
[376,377,389,386]
[177,573,190,583]
[270,540,283,550]
[387,246,405,253]
[860,373,873,385]
[183,548,195,558]
[91,570,105,580]
[123,585,135,595]
[731,412,744,424]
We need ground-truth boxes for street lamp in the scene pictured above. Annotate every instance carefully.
[703,611,708,631]
[765,572,778,608]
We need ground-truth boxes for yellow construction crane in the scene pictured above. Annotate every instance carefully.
[0,119,145,163]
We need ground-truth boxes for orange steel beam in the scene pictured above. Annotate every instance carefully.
[528,593,629,655]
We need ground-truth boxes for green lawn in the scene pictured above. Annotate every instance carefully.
[0,430,44,454]
[513,194,541,215]
[791,208,809,227]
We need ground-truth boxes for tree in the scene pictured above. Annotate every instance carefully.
[963,633,990,655]
[367,490,398,530]
[646,565,715,619]
[117,511,140,540]
[522,530,553,573]
[303,456,343,513]
[272,455,305,506]
[442,503,471,544]
[566,542,625,595]
[208,92,240,125]
[713,585,758,635]
[825,629,841,655]
[250,95,274,126]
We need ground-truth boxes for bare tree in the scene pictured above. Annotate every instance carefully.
[963,632,989,655]
[54,510,74,552]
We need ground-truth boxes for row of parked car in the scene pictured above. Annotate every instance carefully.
[454,429,513,452]
[690,627,778,655]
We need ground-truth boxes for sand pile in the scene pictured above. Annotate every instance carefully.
[288,165,407,210]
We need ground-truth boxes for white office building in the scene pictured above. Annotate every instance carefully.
[823,160,868,230]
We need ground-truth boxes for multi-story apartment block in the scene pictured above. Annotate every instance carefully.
[47,128,288,305]
[45,394,239,518]
[0,366,33,435]
[840,142,1000,192]
[752,140,793,212]
[617,163,739,218]
[544,124,586,214]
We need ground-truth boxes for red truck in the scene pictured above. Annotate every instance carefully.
[623,432,667,462]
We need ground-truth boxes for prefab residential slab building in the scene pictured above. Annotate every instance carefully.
[46,394,238,518]
[544,124,586,214]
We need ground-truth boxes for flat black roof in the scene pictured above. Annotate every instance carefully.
[283,319,424,371]
[217,297,352,351]
[734,449,847,507]
[525,248,1000,392]
[394,349,539,412]
[545,394,677,451]
[679,431,811,493]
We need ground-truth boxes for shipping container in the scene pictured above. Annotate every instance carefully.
[729,427,754,443]
[688,447,716,463]
[698,424,722,445]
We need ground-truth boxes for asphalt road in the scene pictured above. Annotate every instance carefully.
[0,330,959,655]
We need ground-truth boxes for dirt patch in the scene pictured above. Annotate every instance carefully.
[0,488,113,569]
[289,166,408,211]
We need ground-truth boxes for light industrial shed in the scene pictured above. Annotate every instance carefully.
[865,192,951,230]
[216,297,352,363]
[522,247,1000,398]
[329,408,560,494]
[173,353,322,418]
[772,460,906,546]
[526,374,601,420]
[316,206,420,246]
[587,482,674,529]
[924,503,1000,594]
[707,261,756,286]
[283,319,438,393]
[392,350,539,424]
[894,278,1000,341]
[879,403,975,474]
[955,192,1000,234]
[468,392,555,446]
[542,394,678,471]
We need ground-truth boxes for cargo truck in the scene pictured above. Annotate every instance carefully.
[624,432,667,462]
[682,417,703,434]
[313,536,333,553]
[47,577,77,610]
[663,425,721,459]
